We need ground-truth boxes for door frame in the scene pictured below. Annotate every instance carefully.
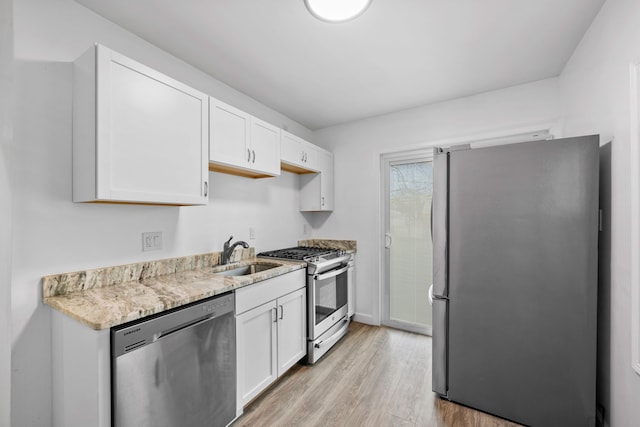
[381,149,434,335]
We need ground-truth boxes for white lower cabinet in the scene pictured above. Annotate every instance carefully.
[276,288,307,374]
[236,300,278,410]
[51,311,111,427]
[235,269,306,414]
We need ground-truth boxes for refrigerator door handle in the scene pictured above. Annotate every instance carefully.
[384,233,392,249]
[432,148,449,297]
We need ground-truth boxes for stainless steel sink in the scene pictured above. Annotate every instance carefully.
[214,263,281,277]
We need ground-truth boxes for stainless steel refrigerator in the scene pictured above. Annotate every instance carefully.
[431,135,599,427]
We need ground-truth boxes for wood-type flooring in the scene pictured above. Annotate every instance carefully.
[232,322,522,427]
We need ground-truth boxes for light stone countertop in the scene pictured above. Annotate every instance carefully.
[42,250,305,331]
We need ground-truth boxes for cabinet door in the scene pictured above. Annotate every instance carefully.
[280,131,320,173]
[280,131,305,168]
[250,118,281,176]
[320,150,334,210]
[209,97,250,168]
[276,288,307,376]
[236,300,278,409]
[300,149,334,212]
[303,144,320,172]
[74,44,209,205]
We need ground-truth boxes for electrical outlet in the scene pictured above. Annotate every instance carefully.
[142,231,162,252]
[249,227,256,240]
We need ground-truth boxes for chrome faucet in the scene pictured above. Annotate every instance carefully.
[221,235,249,264]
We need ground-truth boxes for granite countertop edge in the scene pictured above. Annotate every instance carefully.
[43,257,305,331]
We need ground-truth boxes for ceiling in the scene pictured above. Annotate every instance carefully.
[74,0,605,130]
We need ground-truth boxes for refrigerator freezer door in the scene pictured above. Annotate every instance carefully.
[445,136,599,427]
[431,298,448,396]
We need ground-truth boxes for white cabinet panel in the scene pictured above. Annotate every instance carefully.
[236,300,278,409]
[300,149,334,211]
[235,271,306,413]
[51,311,111,427]
[277,288,307,376]
[251,118,281,176]
[280,130,320,173]
[73,44,209,205]
[209,97,280,178]
[209,98,251,168]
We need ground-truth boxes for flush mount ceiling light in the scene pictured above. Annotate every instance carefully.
[305,0,372,23]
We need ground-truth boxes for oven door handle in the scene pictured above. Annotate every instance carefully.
[314,318,349,349]
[313,265,349,281]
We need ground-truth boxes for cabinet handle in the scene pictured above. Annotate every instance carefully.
[204,181,208,198]
[252,150,256,164]
[279,305,284,320]
[272,307,277,323]
[247,148,251,162]
[301,152,305,162]
[321,196,325,207]
[304,152,307,162]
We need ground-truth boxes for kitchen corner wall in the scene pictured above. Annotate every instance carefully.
[11,0,313,425]
[313,78,560,326]
[558,0,640,425]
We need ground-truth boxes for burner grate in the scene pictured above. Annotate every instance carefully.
[257,246,334,260]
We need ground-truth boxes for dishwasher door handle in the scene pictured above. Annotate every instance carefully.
[154,314,214,342]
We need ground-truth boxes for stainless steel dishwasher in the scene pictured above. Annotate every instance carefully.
[111,292,236,427]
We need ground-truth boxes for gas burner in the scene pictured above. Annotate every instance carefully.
[258,246,352,275]
[257,246,334,261]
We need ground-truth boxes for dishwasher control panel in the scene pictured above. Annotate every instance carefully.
[111,292,234,357]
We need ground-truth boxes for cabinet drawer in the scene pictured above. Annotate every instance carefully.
[235,269,305,315]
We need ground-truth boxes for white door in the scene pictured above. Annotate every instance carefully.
[209,97,250,168]
[250,118,281,176]
[236,300,277,408]
[382,151,433,335]
[320,151,334,211]
[276,288,307,376]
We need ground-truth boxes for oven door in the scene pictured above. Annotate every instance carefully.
[308,264,349,340]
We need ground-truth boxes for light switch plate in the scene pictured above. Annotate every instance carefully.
[142,231,162,251]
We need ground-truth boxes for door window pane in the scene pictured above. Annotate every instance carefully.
[389,161,433,327]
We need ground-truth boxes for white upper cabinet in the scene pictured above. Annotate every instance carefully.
[208,100,250,170]
[280,130,320,173]
[319,149,334,211]
[250,118,281,176]
[300,148,334,212]
[209,97,280,178]
[73,44,209,205]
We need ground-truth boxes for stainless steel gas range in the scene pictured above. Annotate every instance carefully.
[258,246,352,364]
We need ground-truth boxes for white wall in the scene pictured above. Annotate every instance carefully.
[558,0,640,425]
[11,0,313,425]
[313,78,560,325]
[0,0,13,425]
